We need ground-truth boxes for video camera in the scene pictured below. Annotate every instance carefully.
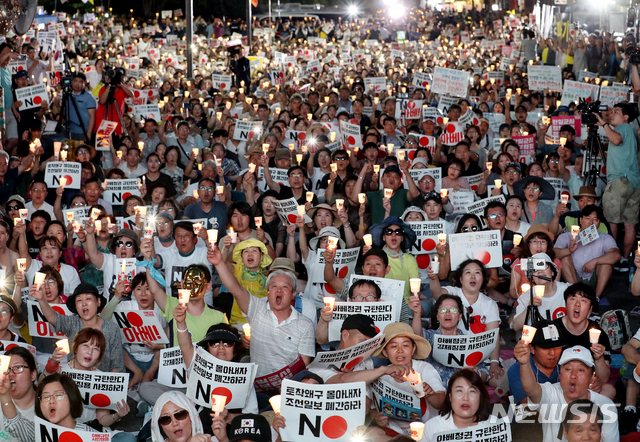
[625,46,640,65]
[104,66,126,85]
[576,99,602,126]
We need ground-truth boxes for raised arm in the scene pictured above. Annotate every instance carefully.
[173,303,196,367]
[207,247,251,314]
[514,340,542,404]
[81,220,105,270]
[323,249,345,294]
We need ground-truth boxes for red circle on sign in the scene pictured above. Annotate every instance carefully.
[127,311,143,327]
[52,306,65,315]
[33,96,42,105]
[416,254,431,270]
[408,151,416,160]
[436,116,443,124]
[59,431,83,442]
[287,214,298,224]
[465,351,484,366]
[4,344,17,351]
[471,184,478,191]
[134,90,140,98]
[298,132,306,140]
[344,356,364,371]
[407,101,416,109]
[338,266,348,278]
[55,72,62,78]
[322,416,348,439]
[279,72,284,78]
[446,124,455,134]
[17,66,23,71]
[313,67,318,71]
[324,283,335,295]
[347,136,356,145]
[248,132,254,139]
[476,250,491,265]
[148,90,153,97]
[422,238,436,251]
[123,192,132,200]
[91,394,111,408]
[419,137,429,146]
[422,81,428,87]
[212,387,233,405]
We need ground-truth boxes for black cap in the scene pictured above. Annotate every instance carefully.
[198,326,241,347]
[341,313,378,338]
[228,414,272,442]
[382,165,402,177]
[531,320,566,349]
[291,370,324,384]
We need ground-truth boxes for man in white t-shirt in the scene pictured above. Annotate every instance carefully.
[25,180,55,220]
[515,342,619,442]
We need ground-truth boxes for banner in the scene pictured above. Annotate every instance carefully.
[0,341,35,355]
[311,248,360,284]
[279,379,366,442]
[103,179,141,205]
[309,333,384,370]
[15,84,48,110]
[185,347,257,409]
[112,307,169,344]
[27,301,72,339]
[60,368,128,411]
[95,120,118,151]
[44,161,81,189]
[339,120,363,148]
[464,195,506,227]
[432,329,499,368]
[449,230,503,270]
[36,417,111,441]
[527,65,562,91]
[233,120,264,141]
[433,418,511,442]
[371,378,422,422]
[158,347,188,387]
[431,67,470,98]
[327,302,398,342]
[560,80,600,106]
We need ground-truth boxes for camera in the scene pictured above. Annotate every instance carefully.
[626,45,640,65]
[59,73,73,88]
[576,99,601,126]
[104,67,126,85]
[521,258,546,272]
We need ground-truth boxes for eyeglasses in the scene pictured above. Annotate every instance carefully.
[488,213,504,219]
[505,170,519,175]
[32,189,46,193]
[199,186,214,191]
[209,341,235,348]
[157,221,171,227]
[529,239,547,246]
[449,167,461,171]
[419,179,435,184]
[158,409,190,426]
[39,391,67,402]
[161,208,175,212]
[383,228,403,236]
[549,160,559,164]
[334,157,347,161]
[7,205,20,211]
[439,308,459,314]
[351,295,377,301]
[525,187,540,192]
[71,202,85,207]
[290,173,303,178]
[0,310,11,316]
[461,225,479,232]
[406,140,417,145]
[115,240,134,248]
[77,150,89,155]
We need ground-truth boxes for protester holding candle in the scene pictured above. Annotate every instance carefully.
[504,195,531,237]
[218,202,275,262]
[510,227,562,299]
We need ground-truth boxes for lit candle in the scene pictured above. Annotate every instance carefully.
[521,283,531,293]
[254,217,262,228]
[387,144,394,154]
[335,199,344,211]
[211,394,226,416]
[383,188,393,199]
[193,222,202,235]
[297,205,306,216]
[330,132,336,142]
[34,272,46,288]
[410,422,425,441]
[327,236,339,251]
[178,289,190,305]
[521,325,536,344]
[560,194,569,204]
[373,165,380,173]
[0,356,10,374]
[440,189,449,198]
[193,147,199,157]
[363,234,372,246]
[95,220,102,232]
[66,212,74,224]
[494,179,502,189]
[288,144,295,151]
[60,150,67,161]
[589,328,601,344]
[330,163,338,173]
[19,209,28,221]
[242,323,251,338]
[358,193,366,204]
[269,395,281,414]
[228,228,237,243]
[54,141,61,158]
[306,191,314,202]
[409,278,421,297]
[56,339,70,354]
[16,259,26,272]
[323,297,336,310]
[571,225,580,238]
[248,163,257,174]
[216,186,224,195]
[296,154,303,163]
[486,162,492,171]
[262,144,270,154]
[207,229,218,250]
[534,285,545,299]
[513,234,522,246]
[438,233,447,244]
[560,137,567,147]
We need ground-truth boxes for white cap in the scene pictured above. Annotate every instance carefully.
[558,345,594,368]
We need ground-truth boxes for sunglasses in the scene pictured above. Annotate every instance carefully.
[115,240,134,248]
[158,409,190,426]
[384,228,404,236]
[7,205,20,211]
[461,225,479,232]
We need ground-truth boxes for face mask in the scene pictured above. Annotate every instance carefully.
[183,267,207,299]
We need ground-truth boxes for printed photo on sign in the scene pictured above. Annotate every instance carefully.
[60,368,129,411]
[432,329,499,368]
[371,378,422,422]
[449,230,503,270]
[158,347,188,387]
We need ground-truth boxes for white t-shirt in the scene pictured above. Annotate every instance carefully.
[444,286,500,334]
[515,282,569,323]
[154,236,178,254]
[118,162,148,179]
[157,247,213,306]
[97,253,146,300]
[27,260,80,296]
[423,414,463,441]
[25,201,55,220]
[527,382,618,442]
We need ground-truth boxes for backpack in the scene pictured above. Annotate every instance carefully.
[600,309,631,351]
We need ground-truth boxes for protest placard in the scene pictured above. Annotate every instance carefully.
[112,307,169,344]
[599,84,630,106]
[309,333,385,370]
[404,220,445,265]
[432,329,499,368]
[36,417,112,442]
[577,71,598,83]
[272,197,302,224]
[15,84,48,110]
[256,167,290,193]
[327,302,397,342]
[449,231,503,270]
[279,379,366,442]
[158,347,188,387]
[544,177,570,202]
[405,168,441,192]
[459,109,481,128]
[431,67,470,98]
[284,129,308,149]
[433,418,511,442]
[185,347,257,409]
[413,71,432,89]
[311,248,360,284]
[133,103,161,123]
[396,99,423,120]
[440,122,465,145]
[465,195,506,227]
[0,341,35,355]
[44,161,81,189]
[512,134,536,163]
[551,115,582,138]
[60,368,128,411]
[95,120,119,151]
[212,74,232,91]
[437,96,458,115]
[271,70,285,86]
[371,378,422,422]
[6,59,27,75]
[233,120,264,141]
[447,189,476,214]
[340,120,363,149]
[527,65,562,91]
[561,80,600,106]
[484,112,506,134]
[103,179,141,205]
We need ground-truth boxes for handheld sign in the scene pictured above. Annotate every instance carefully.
[103,179,142,205]
[464,195,506,228]
[112,307,169,344]
[580,224,599,246]
[158,347,188,387]
[0,341,35,355]
[449,231,503,270]
[311,248,360,284]
[36,417,112,442]
[431,67,470,98]
[371,378,422,422]
[60,368,129,411]
[27,301,71,339]
[95,120,119,151]
[272,197,310,225]
[309,333,384,371]
[279,379,366,442]
[186,347,257,409]
[327,302,397,342]
[212,74,232,91]
[339,120,363,149]
[405,221,445,270]
[432,329,499,368]
[433,417,511,442]
[44,162,81,189]
[15,84,48,110]
[348,275,405,312]
[527,65,562,91]
[233,120,264,141]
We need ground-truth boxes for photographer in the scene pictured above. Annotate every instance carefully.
[64,73,96,142]
[229,45,250,88]
[595,103,640,271]
[94,67,134,137]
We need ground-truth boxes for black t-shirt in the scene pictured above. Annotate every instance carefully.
[144,171,177,202]
[26,231,41,259]
[553,318,612,362]
[461,161,483,178]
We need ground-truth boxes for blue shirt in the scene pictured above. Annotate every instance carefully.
[507,354,558,404]
[607,123,640,188]
[0,67,11,110]
[66,91,96,135]
[183,201,228,237]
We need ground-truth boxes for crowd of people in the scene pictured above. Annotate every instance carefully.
[1,3,640,442]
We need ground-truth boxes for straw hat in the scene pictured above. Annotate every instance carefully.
[373,322,432,359]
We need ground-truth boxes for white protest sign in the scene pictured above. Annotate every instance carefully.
[309,333,385,370]
[561,80,600,106]
[133,104,161,123]
[95,120,119,151]
[599,85,629,106]
[103,179,142,205]
[271,70,285,86]
[484,113,506,134]
[311,248,360,284]
[396,99,423,120]
[256,166,290,193]
[431,67,470,98]
[111,307,169,344]
[437,96,457,115]
[432,329,499,368]
[60,368,128,411]
[465,195,506,228]
[7,59,27,75]
[158,347,188,387]
[0,341,35,355]
[579,224,600,246]
[405,220,444,260]
[212,74,232,91]
[364,77,386,93]
[413,71,432,89]
[447,189,476,214]
[459,109,481,128]
[433,418,511,442]
[36,417,111,442]
[527,65,562,91]
[544,177,570,202]
[340,120,363,148]
[233,120,264,141]
[577,71,598,83]
[186,347,257,409]
[272,197,301,224]
[279,379,366,442]
[44,162,81,189]
[371,378,422,422]
[15,84,48,110]
[449,230,503,270]
[327,302,398,342]
[405,168,441,192]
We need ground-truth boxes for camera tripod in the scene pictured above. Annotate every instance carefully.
[57,85,88,141]
[582,125,607,187]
